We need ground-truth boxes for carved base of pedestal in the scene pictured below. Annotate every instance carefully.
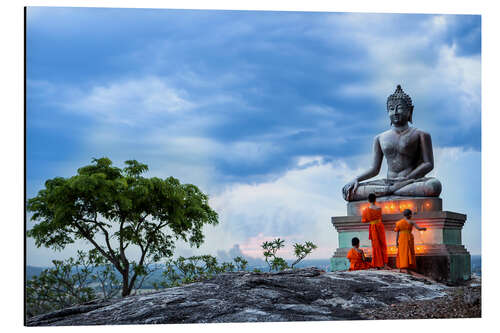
[330,208,471,284]
[331,244,471,284]
[347,196,443,216]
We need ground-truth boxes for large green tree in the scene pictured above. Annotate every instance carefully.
[27,158,219,297]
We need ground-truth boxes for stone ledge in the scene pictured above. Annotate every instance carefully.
[333,244,470,258]
[332,211,466,232]
[347,197,443,216]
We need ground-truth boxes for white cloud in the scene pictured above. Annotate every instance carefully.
[322,14,480,128]
[301,104,342,118]
[195,157,363,260]
[436,44,481,126]
[66,76,195,125]
[297,155,323,167]
[432,146,481,255]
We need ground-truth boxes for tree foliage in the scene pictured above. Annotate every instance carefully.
[262,238,289,272]
[26,251,97,318]
[153,255,249,289]
[291,241,318,268]
[27,158,219,296]
[261,238,318,271]
[87,249,122,299]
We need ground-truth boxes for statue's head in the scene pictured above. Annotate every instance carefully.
[387,85,414,126]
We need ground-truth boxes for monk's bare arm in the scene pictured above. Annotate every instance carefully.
[406,131,434,179]
[396,231,399,246]
[410,220,427,231]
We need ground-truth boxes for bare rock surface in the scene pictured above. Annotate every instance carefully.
[27,267,449,326]
[361,274,481,319]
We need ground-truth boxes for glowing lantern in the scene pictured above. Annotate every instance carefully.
[388,246,398,254]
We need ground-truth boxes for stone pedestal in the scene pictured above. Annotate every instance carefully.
[331,197,471,284]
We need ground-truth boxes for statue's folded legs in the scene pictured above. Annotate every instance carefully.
[346,177,442,201]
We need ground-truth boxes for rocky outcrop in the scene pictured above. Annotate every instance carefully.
[27,268,448,326]
[361,274,481,319]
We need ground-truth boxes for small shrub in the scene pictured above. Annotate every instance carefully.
[291,241,318,268]
[262,238,288,272]
[261,238,318,272]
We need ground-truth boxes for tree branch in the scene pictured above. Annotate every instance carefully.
[134,214,148,234]
[80,217,117,262]
[73,223,122,273]
[119,219,128,269]
[127,221,163,292]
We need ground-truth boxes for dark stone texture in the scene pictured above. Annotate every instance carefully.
[26,268,447,326]
[342,85,442,201]
[361,275,481,319]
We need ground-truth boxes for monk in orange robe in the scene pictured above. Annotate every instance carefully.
[395,209,427,272]
[346,237,371,271]
[361,193,388,269]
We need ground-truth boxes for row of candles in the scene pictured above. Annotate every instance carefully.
[359,245,427,255]
[359,201,433,214]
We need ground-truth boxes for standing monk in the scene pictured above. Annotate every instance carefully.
[395,209,427,273]
[361,193,388,269]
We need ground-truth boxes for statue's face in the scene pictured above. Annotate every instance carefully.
[387,99,411,126]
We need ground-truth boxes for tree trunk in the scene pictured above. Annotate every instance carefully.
[121,270,130,297]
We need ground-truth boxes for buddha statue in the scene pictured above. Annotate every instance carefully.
[342,85,442,202]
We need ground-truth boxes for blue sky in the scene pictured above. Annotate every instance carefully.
[26,7,481,265]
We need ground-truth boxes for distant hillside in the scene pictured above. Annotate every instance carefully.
[25,258,332,286]
[26,255,481,286]
[26,266,45,280]
[471,255,481,276]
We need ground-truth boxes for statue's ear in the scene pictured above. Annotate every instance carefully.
[387,102,392,126]
[409,105,414,123]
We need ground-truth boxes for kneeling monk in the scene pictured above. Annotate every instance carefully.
[361,193,388,269]
[347,237,371,271]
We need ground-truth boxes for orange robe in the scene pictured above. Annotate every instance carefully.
[361,207,388,268]
[395,218,416,269]
[346,248,371,271]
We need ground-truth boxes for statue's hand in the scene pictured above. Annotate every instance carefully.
[388,178,415,194]
[342,179,359,201]
[393,176,410,182]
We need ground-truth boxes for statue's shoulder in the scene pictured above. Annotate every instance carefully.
[377,129,393,140]
[412,127,432,138]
